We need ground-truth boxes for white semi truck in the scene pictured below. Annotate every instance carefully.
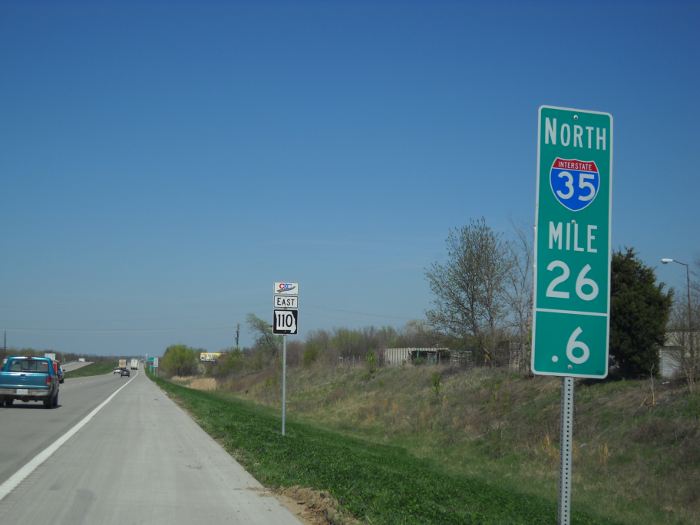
[130,358,139,370]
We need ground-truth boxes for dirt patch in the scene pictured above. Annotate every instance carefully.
[170,376,217,391]
[188,377,217,391]
[276,486,361,525]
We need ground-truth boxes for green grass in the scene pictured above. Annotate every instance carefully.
[224,364,698,525]
[150,372,617,525]
[64,361,117,378]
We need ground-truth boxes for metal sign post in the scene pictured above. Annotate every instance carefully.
[273,282,299,437]
[281,335,287,436]
[532,106,613,524]
[559,377,574,524]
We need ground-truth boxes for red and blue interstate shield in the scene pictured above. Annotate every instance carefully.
[549,157,600,212]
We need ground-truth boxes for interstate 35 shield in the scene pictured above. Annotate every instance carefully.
[549,157,600,212]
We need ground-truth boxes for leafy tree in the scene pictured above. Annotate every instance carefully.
[247,313,281,353]
[610,248,673,377]
[246,313,282,370]
[302,339,322,367]
[303,329,332,365]
[425,217,513,364]
[394,320,442,348]
[331,328,365,358]
[160,344,200,376]
[209,347,245,379]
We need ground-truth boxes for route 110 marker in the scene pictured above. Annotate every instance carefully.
[273,309,298,334]
[273,282,299,437]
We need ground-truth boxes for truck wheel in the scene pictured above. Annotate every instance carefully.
[6,398,13,407]
[52,392,59,408]
[44,396,53,408]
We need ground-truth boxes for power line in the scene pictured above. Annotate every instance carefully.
[1,326,236,334]
[303,305,415,321]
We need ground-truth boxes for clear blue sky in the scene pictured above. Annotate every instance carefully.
[2,0,698,357]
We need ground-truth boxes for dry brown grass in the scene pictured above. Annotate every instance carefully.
[170,376,216,391]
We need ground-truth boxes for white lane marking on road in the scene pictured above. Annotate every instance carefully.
[0,373,138,502]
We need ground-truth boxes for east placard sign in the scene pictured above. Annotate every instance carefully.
[274,295,298,309]
[532,106,612,378]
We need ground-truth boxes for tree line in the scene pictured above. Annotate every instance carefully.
[158,217,698,387]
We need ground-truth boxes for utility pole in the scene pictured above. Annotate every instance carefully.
[661,258,693,335]
[235,323,240,350]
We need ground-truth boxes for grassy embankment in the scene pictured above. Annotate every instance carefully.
[153,370,617,525]
[215,364,699,525]
[64,361,117,378]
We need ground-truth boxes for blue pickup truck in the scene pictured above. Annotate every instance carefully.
[0,356,60,408]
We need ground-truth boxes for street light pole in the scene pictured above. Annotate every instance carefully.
[661,258,692,334]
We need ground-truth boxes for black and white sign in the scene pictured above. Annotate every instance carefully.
[274,295,298,309]
[273,309,298,334]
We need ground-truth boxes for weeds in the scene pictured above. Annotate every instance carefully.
[186,364,699,524]
[431,371,442,399]
[151,373,615,524]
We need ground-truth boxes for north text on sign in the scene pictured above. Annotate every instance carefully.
[545,117,608,151]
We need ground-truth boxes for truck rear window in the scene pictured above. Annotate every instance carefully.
[9,360,49,373]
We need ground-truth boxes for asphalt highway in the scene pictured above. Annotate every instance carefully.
[0,371,301,524]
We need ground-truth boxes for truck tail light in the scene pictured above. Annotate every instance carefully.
[46,375,52,386]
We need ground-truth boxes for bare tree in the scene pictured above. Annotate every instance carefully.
[425,217,513,365]
[667,259,700,391]
[503,222,533,371]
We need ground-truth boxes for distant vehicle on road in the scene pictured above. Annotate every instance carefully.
[130,358,138,370]
[113,368,122,375]
[0,356,60,408]
[120,368,130,377]
[56,363,65,384]
[118,359,127,369]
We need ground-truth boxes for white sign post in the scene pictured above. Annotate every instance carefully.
[273,282,299,436]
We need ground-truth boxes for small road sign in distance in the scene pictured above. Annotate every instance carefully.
[274,282,299,295]
[274,295,298,309]
[273,309,298,335]
[532,105,612,379]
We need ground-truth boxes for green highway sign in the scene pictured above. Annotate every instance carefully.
[532,106,613,378]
